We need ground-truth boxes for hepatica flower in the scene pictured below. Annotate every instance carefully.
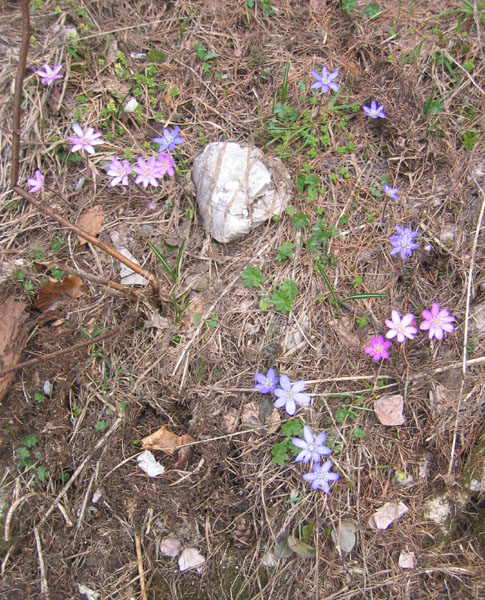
[153,127,184,152]
[156,152,175,177]
[27,170,44,193]
[419,303,455,340]
[132,156,162,187]
[69,124,103,155]
[106,158,132,186]
[385,310,417,343]
[364,335,391,361]
[254,368,278,394]
[292,426,331,464]
[311,66,339,93]
[390,225,419,260]
[274,375,311,416]
[34,63,63,85]
[363,99,386,119]
[303,460,339,493]
[383,184,399,201]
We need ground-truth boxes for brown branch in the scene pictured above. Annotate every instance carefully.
[11,0,31,187]
[0,315,137,379]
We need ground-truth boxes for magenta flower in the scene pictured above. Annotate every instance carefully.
[390,226,419,260]
[153,127,184,152]
[132,156,161,187]
[292,426,331,464]
[364,335,391,361]
[156,152,175,177]
[106,158,132,186]
[34,63,63,85]
[302,460,339,493]
[383,184,399,201]
[27,170,44,193]
[419,303,455,340]
[310,66,339,93]
[254,368,278,394]
[68,124,103,155]
[363,100,386,119]
[385,310,417,343]
[274,375,311,416]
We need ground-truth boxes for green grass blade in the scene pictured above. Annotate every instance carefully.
[280,60,290,105]
[147,240,176,283]
[175,238,186,280]
[315,263,341,308]
[340,293,387,303]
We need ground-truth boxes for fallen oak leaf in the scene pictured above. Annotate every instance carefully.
[368,501,409,530]
[141,425,178,455]
[374,394,405,426]
[34,276,83,312]
[173,434,196,469]
[77,205,104,245]
[0,299,29,403]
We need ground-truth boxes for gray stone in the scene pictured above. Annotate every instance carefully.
[192,142,291,243]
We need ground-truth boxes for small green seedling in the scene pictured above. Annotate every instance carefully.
[271,420,304,465]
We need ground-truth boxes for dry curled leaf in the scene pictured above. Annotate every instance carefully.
[34,276,83,312]
[178,547,205,572]
[160,535,182,558]
[368,501,409,530]
[374,394,405,426]
[0,299,28,403]
[173,434,196,469]
[141,426,178,455]
[77,205,104,245]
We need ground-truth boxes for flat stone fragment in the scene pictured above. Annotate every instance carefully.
[192,141,291,243]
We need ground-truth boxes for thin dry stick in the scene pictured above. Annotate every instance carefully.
[0,315,136,378]
[34,527,50,600]
[135,534,148,600]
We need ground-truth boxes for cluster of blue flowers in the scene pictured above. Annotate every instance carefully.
[255,369,339,494]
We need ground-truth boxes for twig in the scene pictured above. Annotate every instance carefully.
[135,534,148,600]
[34,527,50,600]
[0,315,136,378]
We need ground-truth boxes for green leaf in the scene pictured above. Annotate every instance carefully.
[15,269,25,281]
[302,522,315,543]
[16,447,31,461]
[271,443,289,465]
[292,212,309,229]
[94,420,109,432]
[146,45,166,63]
[241,265,264,288]
[34,392,46,404]
[280,279,297,301]
[276,242,296,262]
[37,465,49,482]
[281,420,303,438]
[192,313,202,326]
[22,434,38,448]
[364,3,382,19]
[352,427,367,439]
[271,289,293,313]
[259,298,271,311]
[287,535,316,558]
[341,0,356,14]
[206,314,218,329]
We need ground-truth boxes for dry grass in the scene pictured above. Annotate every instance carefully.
[0,1,484,599]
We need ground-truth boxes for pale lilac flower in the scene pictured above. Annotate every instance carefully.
[302,460,339,493]
[27,170,44,193]
[310,66,339,93]
[34,63,63,85]
[274,375,311,416]
[68,124,103,155]
[419,303,455,340]
[153,127,184,152]
[254,368,278,394]
[156,152,175,177]
[106,158,132,186]
[292,426,331,464]
[363,100,386,119]
[389,225,419,260]
[364,335,391,361]
[383,184,399,201]
[132,156,161,187]
[385,310,417,343]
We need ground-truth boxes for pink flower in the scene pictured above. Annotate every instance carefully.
[156,152,175,177]
[132,156,161,187]
[27,170,44,193]
[34,63,63,85]
[419,303,455,340]
[364,336,391,361]
[106,158,132,186]
[68,124,103,155]
[385,310,417,343]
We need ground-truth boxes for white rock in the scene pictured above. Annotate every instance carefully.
[192,142,291,243]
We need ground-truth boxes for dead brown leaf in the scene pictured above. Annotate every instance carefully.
[0,299,29,403]
[34,276,83,312]
[173,434,196,469]
[141,426,179,455]
[77,205,104,245]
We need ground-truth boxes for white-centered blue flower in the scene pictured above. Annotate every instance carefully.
[292,426,331,464]
[273,375,311,416]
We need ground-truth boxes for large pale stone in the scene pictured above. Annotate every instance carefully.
[192,141,291,243]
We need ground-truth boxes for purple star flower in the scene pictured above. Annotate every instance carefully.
[383,184,399,201]
[68,124,103,155]
[274,375,311,416]
[292,426,331,464]
[389,225,419,260]
[363,100,386,119]
[106,158,132,186]
[153,127,184,152]
[419,303,455,340]
[132,156,162,187]
[254,368,278,394]
[156,152,175,177]
[302,460,339,493]
[364,335,391,361]
[385,310,417,343]
[310,66,339,94]
[27,170,44,193]
[34,63,63,85]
